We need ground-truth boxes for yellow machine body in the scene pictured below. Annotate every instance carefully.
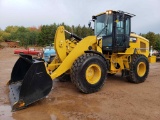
[47,26,156,77]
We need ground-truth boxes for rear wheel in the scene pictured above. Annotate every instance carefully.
[126,54,149,83]
[71,53,107,93]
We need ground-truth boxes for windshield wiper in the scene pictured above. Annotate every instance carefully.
[97,24,108,37]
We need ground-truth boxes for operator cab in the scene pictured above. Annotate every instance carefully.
[92,10,135,53]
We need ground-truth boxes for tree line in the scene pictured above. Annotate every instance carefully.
[141,32,160,50]
[0,23,93,47]
[0,23,159,50]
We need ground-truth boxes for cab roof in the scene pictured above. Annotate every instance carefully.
[94,10,135,17]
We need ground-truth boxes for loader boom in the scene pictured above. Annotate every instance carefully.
[48,26,98,79]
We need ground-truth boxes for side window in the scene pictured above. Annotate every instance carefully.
[116,16,124,34]
[106,15,113,35]
[115,15,125,46]
[125,17,130,35]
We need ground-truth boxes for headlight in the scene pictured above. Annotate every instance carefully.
[106,10,112,14]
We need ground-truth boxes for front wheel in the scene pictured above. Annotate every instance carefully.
[71,53,107,93]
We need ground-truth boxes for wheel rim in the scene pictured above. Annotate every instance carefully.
[137,62,146,77]
[86,64,101,84]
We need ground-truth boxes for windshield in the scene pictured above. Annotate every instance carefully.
[94,14,113,36]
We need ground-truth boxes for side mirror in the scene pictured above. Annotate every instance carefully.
[88,20,94,31]
[88,21,91,28]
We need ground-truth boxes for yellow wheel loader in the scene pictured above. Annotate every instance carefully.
[8,10,156,111]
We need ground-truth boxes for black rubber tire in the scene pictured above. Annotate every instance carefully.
[70,53,107,93]
[126,54,149,83]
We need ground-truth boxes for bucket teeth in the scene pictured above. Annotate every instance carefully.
[12,100,25,112]
[9,81,24,111]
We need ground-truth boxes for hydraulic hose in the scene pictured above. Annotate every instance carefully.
[65,30,82,41]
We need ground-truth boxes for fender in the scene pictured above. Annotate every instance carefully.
[85,50,109,70]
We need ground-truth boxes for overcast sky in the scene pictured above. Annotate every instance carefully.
[0,0,160,34]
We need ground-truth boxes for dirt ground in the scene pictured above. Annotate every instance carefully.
[0,48,160,120]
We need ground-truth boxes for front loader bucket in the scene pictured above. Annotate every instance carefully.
[8,54,52,111]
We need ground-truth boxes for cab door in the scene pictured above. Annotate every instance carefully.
[113,14,131,53]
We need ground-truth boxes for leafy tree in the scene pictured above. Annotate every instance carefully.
[145,32,156,49]
[13,27,30,47]
[5,26,19,33]
[4,26,19,40]
[38,25,51,46]
[26,26,40,46]
[2,32,11,41]
[38,23,59,46]
[155,34,160,50]
[76,25,82,37]
[0,29,4,42]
